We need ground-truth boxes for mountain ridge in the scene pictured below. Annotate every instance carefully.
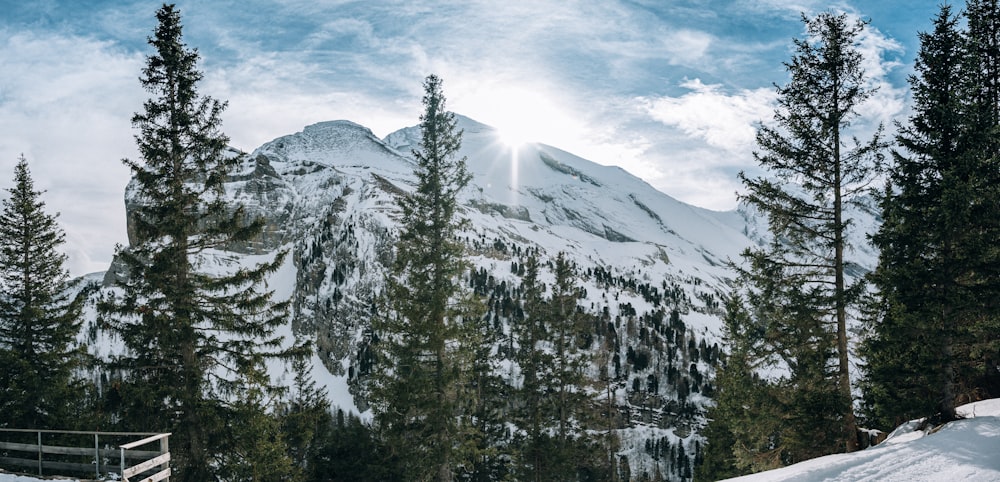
[88,113,880,479]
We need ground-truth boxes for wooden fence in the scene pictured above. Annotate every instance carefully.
[0,429,170,481]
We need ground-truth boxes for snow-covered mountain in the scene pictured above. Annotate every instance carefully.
[92,114,879,479]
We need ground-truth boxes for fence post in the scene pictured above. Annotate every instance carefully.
[159,435,169,475]
[95,433,100,479]
[120,446,126,482]
[37,431,42,476]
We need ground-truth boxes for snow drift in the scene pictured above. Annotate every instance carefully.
[723,399,1000,482]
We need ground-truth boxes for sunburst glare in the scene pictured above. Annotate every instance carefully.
[497,124,532,149]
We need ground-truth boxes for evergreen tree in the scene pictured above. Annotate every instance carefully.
[546,253,591,473]
[513,251,551,480]
[954,0,1000,405]
[699,278,842,476]
[0,156,84,429]
[466,294,509,481]
[370,74,478,482]
[863,2,1000,429]
[738,12,885,454]
[309,409,400,482]
[862,5,965,428]
[697,294,769,479]
[98,5,301,480]
[282,358,333,477]
[513,252,595,480]
[218,375,299,482]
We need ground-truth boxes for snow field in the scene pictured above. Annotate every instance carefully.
[723,398,1000,482]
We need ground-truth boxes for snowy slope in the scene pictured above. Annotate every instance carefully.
[723,399,1000,482]
[85,113,883,479]
[0,475,78,482]
[389,116,750,277]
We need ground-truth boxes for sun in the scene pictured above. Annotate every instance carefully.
[496,123,533,149]
[452,82,594,153]
[456,85,554,149]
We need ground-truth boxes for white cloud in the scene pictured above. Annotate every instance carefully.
[0,30,143,275]
[641,79,777,155]
[662,29,714,66]
[742,0,849,16]
[633,10,907,212]
[855,22,907,130]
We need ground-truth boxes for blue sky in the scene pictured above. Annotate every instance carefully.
[0,0,946,274]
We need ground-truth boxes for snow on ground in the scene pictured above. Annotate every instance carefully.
[3,401,996,482]
[723,398,1000,482]
[0,474,78,481]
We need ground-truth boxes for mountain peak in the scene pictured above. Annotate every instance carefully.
[381,113,498,154]
[452,113,495,133]
[303,119,373,135]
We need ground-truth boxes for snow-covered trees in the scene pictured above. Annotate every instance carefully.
[0,156,84,430]
[98,5,301,481]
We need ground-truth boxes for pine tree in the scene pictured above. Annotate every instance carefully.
[0,156,84,429]
[218,374,299,482]
[697,293,769,479]
[955,0,1000,405]
[738,12,886,454]
[547,253,591,473]
[513,252,594,480]
[699,277,842,476]
[308,409,398,482]
[862,5,964,428]
[282,358,333,478]
[513,251,551,480]
[863,2,1000,429]
[466,293,509,481]
[370,74,478,482]
[98,5,301,480]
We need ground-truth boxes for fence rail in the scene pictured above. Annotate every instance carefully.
[0,429,170,481]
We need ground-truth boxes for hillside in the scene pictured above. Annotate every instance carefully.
[83,114,880,479]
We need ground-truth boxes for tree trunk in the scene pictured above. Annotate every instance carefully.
[833,115,858,453]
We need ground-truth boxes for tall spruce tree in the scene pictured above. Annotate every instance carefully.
[512,251,595,480]
[738,12,886,454]
[546,253,591,474]
[0,156,84,430]
[956,0,1000,402]
[99,5,300,481]
[370,74,478,482]
[862,5,965,428]
[863,2,1000,429]
[513,251,550,480]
